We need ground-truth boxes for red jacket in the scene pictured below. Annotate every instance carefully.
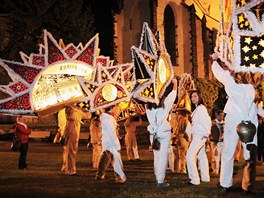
[14,123,31,143]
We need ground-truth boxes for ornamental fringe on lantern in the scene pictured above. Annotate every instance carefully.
[0,30,109,116]
[129,22,174,105]
[216,0,264,75]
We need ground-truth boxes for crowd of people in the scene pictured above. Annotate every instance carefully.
[10,54,264,194]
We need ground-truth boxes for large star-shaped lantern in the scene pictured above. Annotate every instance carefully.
[0,30,100,116]
[77,59,134,112]
[216,0,264,74]
[130,22,174,104]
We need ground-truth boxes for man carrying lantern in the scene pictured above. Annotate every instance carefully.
[211,52,259,194]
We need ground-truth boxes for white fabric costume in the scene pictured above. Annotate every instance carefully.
[212,61,258,191]
[146,90,177,184]
[186,104,211,185]
[124,117,142,160]
[96,112,126,180]
[61,107,90,175]
[90,117,102,169]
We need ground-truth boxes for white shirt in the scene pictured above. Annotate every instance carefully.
[100,112,121,152]
[191,105,211,136]
[146,90,177,135]
[212,61,257,122]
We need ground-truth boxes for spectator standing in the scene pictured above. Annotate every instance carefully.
[209,110,225,174]
[14,116,31,170]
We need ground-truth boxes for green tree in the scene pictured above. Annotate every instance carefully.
[1,0,95,61]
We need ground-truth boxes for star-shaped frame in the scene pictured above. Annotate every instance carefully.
[130,22,174,104]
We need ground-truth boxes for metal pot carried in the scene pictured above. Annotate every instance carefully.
[236,121,256,143]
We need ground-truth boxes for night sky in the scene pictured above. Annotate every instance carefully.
[0,0,122,58]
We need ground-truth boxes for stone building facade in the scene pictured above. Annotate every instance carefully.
[114,0,219,78]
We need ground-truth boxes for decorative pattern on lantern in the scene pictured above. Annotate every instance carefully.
[0,30,101,116]
[77,60,134,112]
[216,0,264,73]
[130,22,174,104]
[236,120,256,143]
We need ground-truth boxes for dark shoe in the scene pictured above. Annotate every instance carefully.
[217,183,229,192]
[69,173,80,176]
[135,159,141,161]
[243,189,255,195]
[188,181,199,186]
[95,175,105,180]
[129,159,135,162]
[157,182,170,187]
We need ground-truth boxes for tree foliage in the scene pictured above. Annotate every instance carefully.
[1,0,95,61]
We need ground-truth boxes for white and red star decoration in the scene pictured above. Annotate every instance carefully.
[0,22,174,117]
[0,30,101,116]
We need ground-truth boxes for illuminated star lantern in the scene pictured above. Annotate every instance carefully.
[77,57,134,112]
[0,30,100,116]
[130,22,174,104]
[216,0,264,73]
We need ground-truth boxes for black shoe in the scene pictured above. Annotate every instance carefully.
[217,183,229,192]
[69,173,81,176]
[243,189,255,195]
[135,159,141,161]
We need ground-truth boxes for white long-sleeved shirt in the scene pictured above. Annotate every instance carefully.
[191,104,211,136]
[100,112,121,152]
[146,90,177,135]
[212,61,257,122]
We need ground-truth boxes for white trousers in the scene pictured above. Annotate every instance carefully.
[61,140,78,175]
[125,134,139,160]
[210,141,224,174]
[92,143,102,169]
[150,131,171,183]
[186,135,210,185]
[220,114,258,188]
[96,149,126,179]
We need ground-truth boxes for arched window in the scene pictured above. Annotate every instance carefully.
[164,5,177,66]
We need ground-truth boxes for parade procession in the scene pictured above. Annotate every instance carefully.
[0,0,264,197]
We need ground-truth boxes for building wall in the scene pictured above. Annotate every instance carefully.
[156,0,187,76]
[115,0,216,78]
[196,18,205,78]
[114,0,151,64]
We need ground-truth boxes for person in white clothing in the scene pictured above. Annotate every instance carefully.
[145,78,177,188]
[186,90,211,185]
[211,52,258,194]
[124,115,142,161]
[61,106,91,176]
[89,115,102,169]
[95,105,126,183]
